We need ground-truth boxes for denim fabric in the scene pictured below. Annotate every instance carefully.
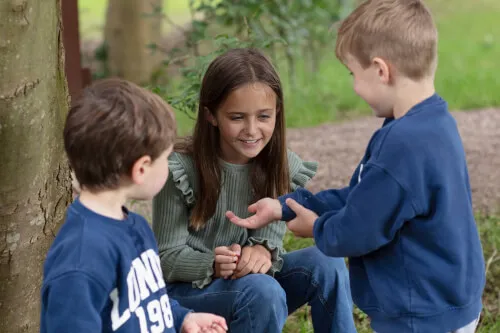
[167,246,357,332]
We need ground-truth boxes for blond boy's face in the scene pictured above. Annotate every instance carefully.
[345,55,394,118]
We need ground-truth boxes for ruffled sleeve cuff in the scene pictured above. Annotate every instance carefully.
[287,150,318,190]
[191,256,215,289]
[169,153,196,206]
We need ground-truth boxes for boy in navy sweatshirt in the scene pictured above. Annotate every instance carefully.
[41,78,227,333]
[226,1,486,332]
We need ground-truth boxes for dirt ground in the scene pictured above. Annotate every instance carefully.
[131,108,500,217]
[287,108,500,214]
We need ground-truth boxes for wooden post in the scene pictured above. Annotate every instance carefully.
[62,0,91,100]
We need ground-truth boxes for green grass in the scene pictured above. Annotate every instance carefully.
[279,0,500,128]
[431,0,500,110]
[282,214,500,333]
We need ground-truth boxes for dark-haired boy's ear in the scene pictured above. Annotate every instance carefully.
[204,107,217,126]
[130,155,152,185]
[372,57,391,84]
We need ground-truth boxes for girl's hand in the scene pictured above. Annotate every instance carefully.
[226,198,282,229]
[214,244,241,279]
[231,245,272,279]
[181,312,228,333]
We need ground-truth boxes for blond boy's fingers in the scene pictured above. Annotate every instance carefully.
[285,198,307,215]
[286,218,299,234]
[248,203,257,213]
[225,211,255,229]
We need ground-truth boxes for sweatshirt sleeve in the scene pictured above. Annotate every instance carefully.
[246,151,318,274]
[41,271,107,333]
[152,156,215,289]
[170,298,191,332]
[278,186,350,221]
[312,163,416,258]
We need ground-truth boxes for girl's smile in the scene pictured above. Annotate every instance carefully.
[208,82,277,165]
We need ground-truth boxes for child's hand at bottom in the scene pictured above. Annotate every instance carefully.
[181,312,228,333]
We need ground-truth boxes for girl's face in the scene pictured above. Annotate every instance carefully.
[209,82,277,164]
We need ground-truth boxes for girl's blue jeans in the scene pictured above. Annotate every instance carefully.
[167,246,357,333]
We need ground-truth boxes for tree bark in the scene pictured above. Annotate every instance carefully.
[105,0,164,84]
[0,0,71,332]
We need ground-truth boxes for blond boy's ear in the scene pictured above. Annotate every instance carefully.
[372,57,392,84]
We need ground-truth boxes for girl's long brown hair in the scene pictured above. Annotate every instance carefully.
[176,48,290,230]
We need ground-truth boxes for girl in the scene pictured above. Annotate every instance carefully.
[152,48,356,333]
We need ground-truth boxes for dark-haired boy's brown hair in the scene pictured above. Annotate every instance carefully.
[335,0,438,80]
[176,48,289,230]
[64,78,176,191]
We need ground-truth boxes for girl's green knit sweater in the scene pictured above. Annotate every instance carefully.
[152,150,317,288]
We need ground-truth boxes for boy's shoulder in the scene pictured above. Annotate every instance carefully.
[43,202,146,286]
[370,95,453,154]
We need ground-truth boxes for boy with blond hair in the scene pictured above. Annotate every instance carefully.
[226,1,486,332]
[41,78,227,333]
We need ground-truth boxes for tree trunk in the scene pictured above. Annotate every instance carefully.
[105,0,164,84]
[0,0,71,332]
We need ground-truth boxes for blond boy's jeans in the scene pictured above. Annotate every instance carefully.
[374,314,480,333]
[449,315,481,333]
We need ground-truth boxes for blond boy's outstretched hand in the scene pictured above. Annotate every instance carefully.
[286,198,318,238]
[226,198,282,229]
[181,312,228,333]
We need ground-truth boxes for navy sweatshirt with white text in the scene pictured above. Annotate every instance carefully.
[279,94,485,333]
[41,199,190,333]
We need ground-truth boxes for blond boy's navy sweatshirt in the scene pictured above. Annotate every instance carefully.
[41,199,190,333]
[279,94,485,333]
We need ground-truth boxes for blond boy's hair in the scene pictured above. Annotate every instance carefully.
[335,0,438,80]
